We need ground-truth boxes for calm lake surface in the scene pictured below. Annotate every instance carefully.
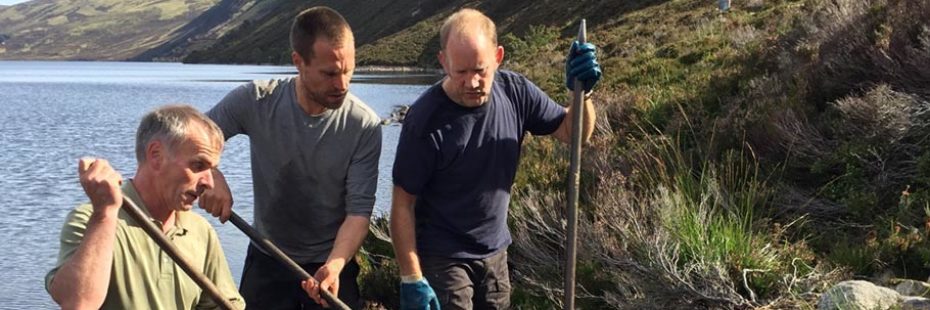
[0,61,434,308]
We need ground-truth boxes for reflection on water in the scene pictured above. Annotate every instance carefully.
[354,74,442,85]
[0,61,429,307]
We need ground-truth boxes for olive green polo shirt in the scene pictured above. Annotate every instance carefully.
[46,181,245,309]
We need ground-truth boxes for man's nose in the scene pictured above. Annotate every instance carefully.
[468,73,480,89]
[334,74,349,91]
[200,170,215,190]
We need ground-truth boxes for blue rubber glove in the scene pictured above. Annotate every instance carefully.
[565,41,602,92]
[400,278,441,310]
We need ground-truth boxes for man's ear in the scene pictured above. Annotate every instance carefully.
[146,140,165,171]
[438,50,448,74]
[292,51,303,67]
[495,46,504,64]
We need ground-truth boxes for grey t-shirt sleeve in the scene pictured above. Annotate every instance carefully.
[206,83,256,140]
[344,120,382,217]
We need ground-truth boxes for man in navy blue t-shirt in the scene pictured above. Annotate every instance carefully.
[390,8,602,310]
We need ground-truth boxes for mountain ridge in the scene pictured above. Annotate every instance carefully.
[0,0,639,65]
[181,0,647,66]
[183,0,460,65]
[0,0,220,60]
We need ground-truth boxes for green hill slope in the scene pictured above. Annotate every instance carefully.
[0,0,220,60]
[182,0,658,67]
[349,0,930,308]
[130,0,254,61]
[183,0,459,64]
[492,0,930,308]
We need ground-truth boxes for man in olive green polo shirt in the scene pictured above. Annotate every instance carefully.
[45,105,244,309]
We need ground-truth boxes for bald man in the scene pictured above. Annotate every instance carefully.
[390,8,602,310]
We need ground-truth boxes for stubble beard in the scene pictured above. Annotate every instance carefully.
[309,88,346,111]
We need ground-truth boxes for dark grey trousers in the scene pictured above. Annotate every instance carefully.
[239,244,361,310]
[421,250,512,310]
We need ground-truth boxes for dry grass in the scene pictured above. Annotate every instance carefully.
[506,92,836,309]
[359,0,930,308]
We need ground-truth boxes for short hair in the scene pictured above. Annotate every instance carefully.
[135,105,224,164]
[440,8,497,50]
[290,6,352,60]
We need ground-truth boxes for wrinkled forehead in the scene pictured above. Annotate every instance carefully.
[446,26,495,52]
[443,32,498,68]
[314,29,355,50]
[309,35,357,66]
[313,38,355,57]
[185,122,223,162]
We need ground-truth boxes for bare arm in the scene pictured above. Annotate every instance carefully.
[552,95,596,144]
[390,186,423,278]
[49,158,123,309]
[326,214,371,271]
[306,214,370,307]
[49,211,118,309]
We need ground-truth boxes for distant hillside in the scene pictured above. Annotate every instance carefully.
[0,0,649,64]
[0,0,219,60]
[130,0,255,61]
[357,0,661,68]
[182,0,658,67]
[183,0,458,64]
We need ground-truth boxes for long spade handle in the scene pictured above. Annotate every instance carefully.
[564,18,587,310]
[228,212,351,310]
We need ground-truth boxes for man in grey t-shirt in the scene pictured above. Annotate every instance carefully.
[199,7,381,310]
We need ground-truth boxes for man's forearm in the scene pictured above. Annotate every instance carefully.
[579,95,596,142]
[554,96,596,144]
[390,186,422,278]
[326,215,370,269]
[50,210,119,309]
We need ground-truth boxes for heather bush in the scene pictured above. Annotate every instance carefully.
[360,0,930,307]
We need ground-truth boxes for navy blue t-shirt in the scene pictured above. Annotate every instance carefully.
[392,70,566,259]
